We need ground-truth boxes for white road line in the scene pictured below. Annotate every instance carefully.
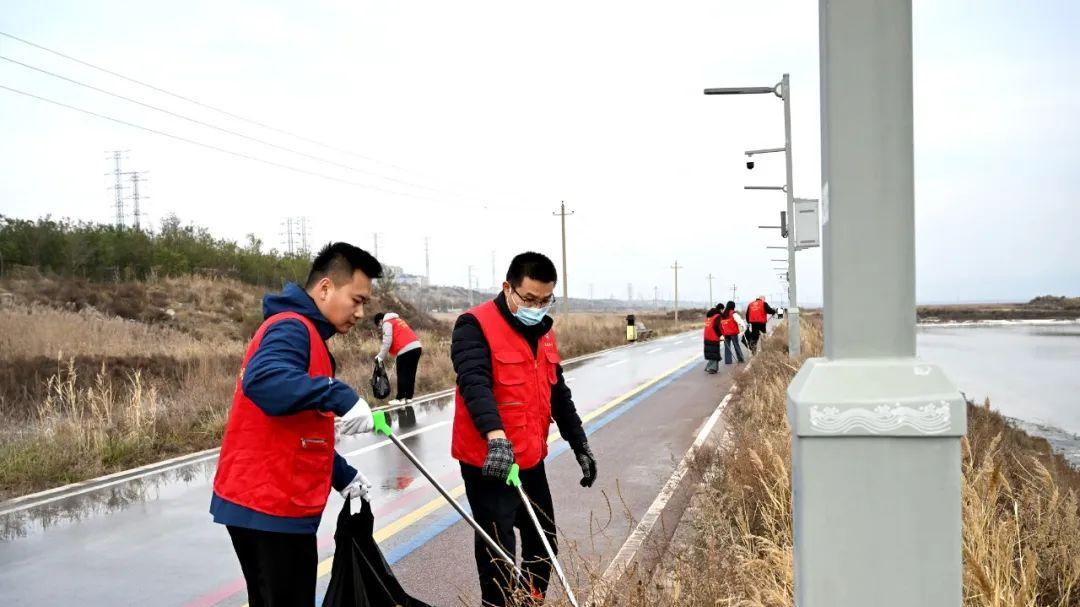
[604,360,628,368]
[586,391,733,606]
[645,347,662,354]
[673,340,686,345]
[340,421,451,457]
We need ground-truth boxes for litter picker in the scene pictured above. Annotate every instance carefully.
[506,463,580,607]
[371,411,523,582]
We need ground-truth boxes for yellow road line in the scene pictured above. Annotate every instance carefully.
[242,354,697,606]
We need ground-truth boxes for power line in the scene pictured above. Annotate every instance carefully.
[0,55,466,196]
[0,31,406,171]
[0,30,501,202]
[0,83,452,202]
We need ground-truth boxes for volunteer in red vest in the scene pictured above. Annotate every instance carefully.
[720,300,746,364]
[451,251,597,606]
[373,311,423,405]
[744,295,777,352]
[210,242,382,607]
[703,305,723,374]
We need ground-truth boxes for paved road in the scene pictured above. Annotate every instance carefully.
[0,329,747,606]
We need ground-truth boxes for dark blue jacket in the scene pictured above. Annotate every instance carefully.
[210,283,359,534]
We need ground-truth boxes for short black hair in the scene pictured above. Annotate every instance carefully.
[305,242,383,289]
[373,312,385,326]
[505,252,558,287]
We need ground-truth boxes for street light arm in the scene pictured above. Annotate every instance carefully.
[703,85,778,95]
[745,147,787,157]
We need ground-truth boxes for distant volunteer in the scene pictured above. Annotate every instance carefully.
[720,300,746,364]
[703,305,723,374]
[745,295,777,352]
[374,311,423,405]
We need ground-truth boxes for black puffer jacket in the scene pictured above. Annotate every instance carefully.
[451,292,588,453]
[703,315,722,361]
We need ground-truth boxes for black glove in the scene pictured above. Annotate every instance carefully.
[574,444,597,488]
[482,438,515,480]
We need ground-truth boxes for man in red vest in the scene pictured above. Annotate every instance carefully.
[451,251,597,606]
[373,311,423,405]
[744,295,777,352]
[211,242,382,607]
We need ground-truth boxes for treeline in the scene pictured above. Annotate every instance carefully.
[0,214,310,287]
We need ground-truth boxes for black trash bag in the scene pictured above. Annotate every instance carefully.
[322,497,432,607]
[370,360,391,400]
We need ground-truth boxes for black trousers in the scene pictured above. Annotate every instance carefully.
[724,335,745,363]
[461,461,557,606]
[395,347,422,399]
[227,526,317,607]
[748,322,767,350]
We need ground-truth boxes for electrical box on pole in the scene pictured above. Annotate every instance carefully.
[794,198,821,250]
[780,211,789,239]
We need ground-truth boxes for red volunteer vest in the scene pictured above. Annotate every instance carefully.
[720,313,740,337]
[748,299,768,324]
[213,312,336,518]
[387,317,419,356]
[451,301,561,470]
[703,314,721,342]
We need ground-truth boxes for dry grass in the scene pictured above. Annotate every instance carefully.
[0,357,234,497]
[0,303,220,358]
[603,316,1080,607]
[1,275,265,342]
[0,293,699,499]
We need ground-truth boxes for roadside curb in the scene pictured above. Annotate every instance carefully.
[584,353,758,606]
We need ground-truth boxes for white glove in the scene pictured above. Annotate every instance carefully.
[336,398,374,436]
[340,470,372,501]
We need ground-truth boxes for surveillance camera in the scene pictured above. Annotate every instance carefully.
[746,160,755,170]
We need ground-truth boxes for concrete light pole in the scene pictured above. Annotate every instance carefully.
[786,1,965,605]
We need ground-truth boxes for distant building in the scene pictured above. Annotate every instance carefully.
[384,265,425,287]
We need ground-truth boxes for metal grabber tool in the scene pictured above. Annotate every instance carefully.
[371,411,524,582]
[506,463,580,607]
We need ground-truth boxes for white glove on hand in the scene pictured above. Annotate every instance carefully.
[336,398,374,436]
[340,470,372,501]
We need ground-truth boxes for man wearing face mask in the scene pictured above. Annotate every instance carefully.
[450,251,597,606]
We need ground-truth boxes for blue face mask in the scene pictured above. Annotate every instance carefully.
[514,303,551,326]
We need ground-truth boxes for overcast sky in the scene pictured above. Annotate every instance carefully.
[1,1,1077,305]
